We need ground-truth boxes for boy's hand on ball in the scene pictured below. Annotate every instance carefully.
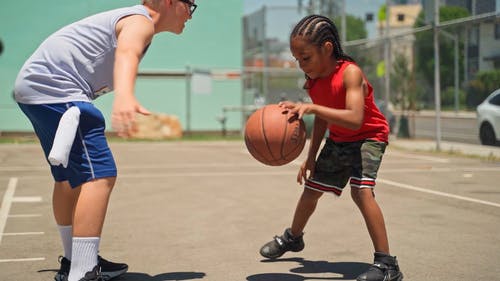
[279,101,312,119]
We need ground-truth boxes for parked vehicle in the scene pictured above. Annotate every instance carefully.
[477,89,500,146]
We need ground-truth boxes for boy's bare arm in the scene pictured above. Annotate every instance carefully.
[112,15,154,136]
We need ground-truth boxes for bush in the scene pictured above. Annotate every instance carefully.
[465,69,500,108]
[441,87,465,109]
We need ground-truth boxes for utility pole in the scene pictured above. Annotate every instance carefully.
[261,6,268,103]
[464,27,468,84]
[384,0,391,116]
[434,0,441,150]
[341,0,346,43]
[454,36,459,113]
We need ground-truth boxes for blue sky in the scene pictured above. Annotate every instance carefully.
[244,0,386,39]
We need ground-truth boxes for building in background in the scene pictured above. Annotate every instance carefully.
[423,0,499,80]
[378,3,422,71]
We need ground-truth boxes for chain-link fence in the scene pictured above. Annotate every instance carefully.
[243,3,499,140]
[244,3,500,111]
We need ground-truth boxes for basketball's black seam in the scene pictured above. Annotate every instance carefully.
[283,121,306,160]
[244,114,269,163]
[280,112,288,160]
[261,106,276,162]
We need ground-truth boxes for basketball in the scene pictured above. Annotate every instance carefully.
[244,104,307,166]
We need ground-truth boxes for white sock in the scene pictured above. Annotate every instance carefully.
[68,237,100,281]
[57,225,73,259]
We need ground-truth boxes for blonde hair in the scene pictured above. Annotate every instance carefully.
[142,0,162,8]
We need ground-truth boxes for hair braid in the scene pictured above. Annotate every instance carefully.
[290,14,355,63]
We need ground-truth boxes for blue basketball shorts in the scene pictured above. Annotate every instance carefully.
[304,139,386,196]
[18,101,117,188]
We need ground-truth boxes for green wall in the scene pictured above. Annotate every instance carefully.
[0,0,243,133]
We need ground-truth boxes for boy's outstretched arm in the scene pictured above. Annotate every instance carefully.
[112,15,154,137]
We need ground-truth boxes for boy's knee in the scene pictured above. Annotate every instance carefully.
[350,187,374,203]
[302,188,323,201]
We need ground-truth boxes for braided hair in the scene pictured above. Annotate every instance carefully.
[291,14,354,63]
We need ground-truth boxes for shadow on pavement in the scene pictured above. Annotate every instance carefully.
[110,271,205,280]
[38,268,206,280]
[247,257,370,280]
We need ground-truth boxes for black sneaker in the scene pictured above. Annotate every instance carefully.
[97,256,128,280]
[78,265,103,281]
[259,228,305,259]
[61,264,102,281]
[54,256,70,281]
[356,252,403,281]
[55,256,128,281]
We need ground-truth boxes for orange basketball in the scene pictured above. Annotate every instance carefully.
[244,104,307,166]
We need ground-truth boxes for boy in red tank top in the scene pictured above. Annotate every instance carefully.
[258,15,403,281]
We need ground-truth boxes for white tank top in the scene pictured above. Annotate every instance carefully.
[14,5,152,104]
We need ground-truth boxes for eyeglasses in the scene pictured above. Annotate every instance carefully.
[179,0,197,16]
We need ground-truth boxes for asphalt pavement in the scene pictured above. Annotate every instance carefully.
[0,139,499,281]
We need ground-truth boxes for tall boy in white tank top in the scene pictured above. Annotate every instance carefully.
[14,1,197,280]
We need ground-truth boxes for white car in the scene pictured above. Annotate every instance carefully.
[477,89,500,146]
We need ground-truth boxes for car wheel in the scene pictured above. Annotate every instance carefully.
[479,122,497,146]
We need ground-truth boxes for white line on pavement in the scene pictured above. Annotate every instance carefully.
[0,162,264,172]
[381,167,500,173]
[0,177,18,246]
[0,257,45,263]
[8,214,42,218]
[6,171,297,180]
[386,151,450,163]
[378,178,500,208]
[12,196,42,203]
[1,232,45,236]
[0,166,46,171]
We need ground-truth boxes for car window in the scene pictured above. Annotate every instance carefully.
[489,92,500,106]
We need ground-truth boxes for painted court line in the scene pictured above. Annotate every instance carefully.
[0,257,45,263]
[0,166,46,172]
[12,196,42,203]
[8,214,42,218]
[387,151,450,163]
[0,162,263,172]
[1,232,45,236]
[378,178,500,208]
[381,167,500,173]
[0,177,18,246]
[119,171,296,178]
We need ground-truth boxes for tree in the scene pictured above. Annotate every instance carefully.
[392,53,416,112]
[414,6,469,107]
[391,53,417,137]
[338,15,371,68]
[466,69,500,108]
[333,15,367,41]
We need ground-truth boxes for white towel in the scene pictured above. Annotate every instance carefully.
[48,106,81,168]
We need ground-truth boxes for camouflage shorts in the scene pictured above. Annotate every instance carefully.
[304,139,387,196]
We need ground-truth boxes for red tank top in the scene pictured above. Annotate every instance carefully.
[308,61,389,143]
